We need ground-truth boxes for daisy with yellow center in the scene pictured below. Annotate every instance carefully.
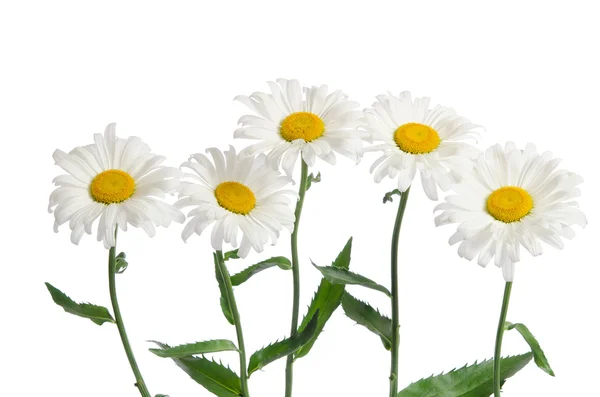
[362,91,482,200]
[234,78,363,176]
[48,123,185,248]
[176,146,296,258]
[434,142,587,281]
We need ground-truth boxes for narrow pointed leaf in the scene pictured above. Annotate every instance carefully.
[45,282,114,326]
[341,292,392,350]
[312,261,391,297]
[223,249,240,261]
[149,339,238,358]
[397,353,533,397]
[306,172,321,191]
[248,309,319,376]
[295,238,353,359]
[230,256,292,286]
[383,189,401,204]
[115,252,128,274]
[213,253,235,325]
[505,321,555,376]
[151,341,242,397]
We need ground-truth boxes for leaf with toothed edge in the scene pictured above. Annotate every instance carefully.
[397,353,533,397]
[505,321,555,377]
[150,341,242,397]
[312,261,391,297]
[248,309,320,376]
[295,237,353,359]
[341,292,392,350]
[213,253,235,325]
[224,249,240,261]
[45,282,115,325]
[149,339,238,358]
[230,256,292,286]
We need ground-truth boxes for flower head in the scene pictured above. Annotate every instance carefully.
[49,123,185,248]
[434,142,587,281]
[176,146,296,258]
[362,91,482,200]
[234,78,363,176]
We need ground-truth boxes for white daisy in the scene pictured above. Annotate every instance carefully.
[434,142,587,281]
[48,123,185,248]
[362,91,482,200]
[176,146,296,258]
[234,78,363,176]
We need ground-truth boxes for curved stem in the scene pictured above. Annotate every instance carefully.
[493,281,513,397]
[284,159,309,397]
[215,250,250,397]
[108,230,151,397]
[389,187,411,397]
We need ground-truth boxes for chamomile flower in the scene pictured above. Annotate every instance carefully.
[434,142,587,281]
[362,91,482,200]
[176,146,296,258]
[48,123,185,248]
[234,78,363,176]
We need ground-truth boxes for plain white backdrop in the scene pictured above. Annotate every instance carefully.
[1,1,598,396]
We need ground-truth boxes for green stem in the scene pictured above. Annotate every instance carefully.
[389,187,411,397]
[215,250,250,397]
[493,281,513,397]
[108,231,151,397]
[284,159,309,397]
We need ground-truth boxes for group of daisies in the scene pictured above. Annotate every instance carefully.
[49,78,586,281]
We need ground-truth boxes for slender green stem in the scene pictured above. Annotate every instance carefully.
[285,159,309,397]
[389,187,411,397]
[215,250,250,397]
[493,281,513,397]
[108,230,151,397]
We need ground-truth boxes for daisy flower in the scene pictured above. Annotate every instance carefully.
[434,142,587,280]
[234,78,363,176]
[362,91,482,200]
[48,123,185,248]
[176,146,296,258]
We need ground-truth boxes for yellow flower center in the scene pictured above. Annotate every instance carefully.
[486,186,533,223]
[280,112,325,142]
[393,123,441,154]
[215,181,256,215]
[90,169,135,204]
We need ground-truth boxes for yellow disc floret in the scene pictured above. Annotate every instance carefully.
[215,181,256,215]
[90,169,135,204]
[394,123,441,154]
[280,112,325,142]
[486,186,533,223]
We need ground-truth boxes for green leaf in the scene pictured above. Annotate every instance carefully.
[383,189,401,204]
[505,321,555,377]
[341,292,392,350]
[149,339,238,359]
[397,353,533,397]
[230,256,292,286]
[248,309,320,376]
[151,341,242,397]
[306,172,321,191]
[223,249,240,261]
[45,282,115,326]
[213,253,235,325]
[115,252,128,274]
[312,261,391,297]
[295,237,353,359]
[155,395,169,397]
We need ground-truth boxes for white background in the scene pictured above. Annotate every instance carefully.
[1,1,598,396]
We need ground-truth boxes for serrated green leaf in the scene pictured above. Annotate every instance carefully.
[383,189,402,204]
[230,256,292,286]
[151,341,241,397]
[214,253,235,325]
[149,339,238,358]
[505,321,555,377]
[295,238,353,359]
[341,292,392,350]
[312,261,391,297]
[306,172,321,191]
[155,394,169,397]
[45,282,114,326]
[223,249,240,261]
[115,252,128,274]
[248,309,320,376]
[397,353,533,397]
